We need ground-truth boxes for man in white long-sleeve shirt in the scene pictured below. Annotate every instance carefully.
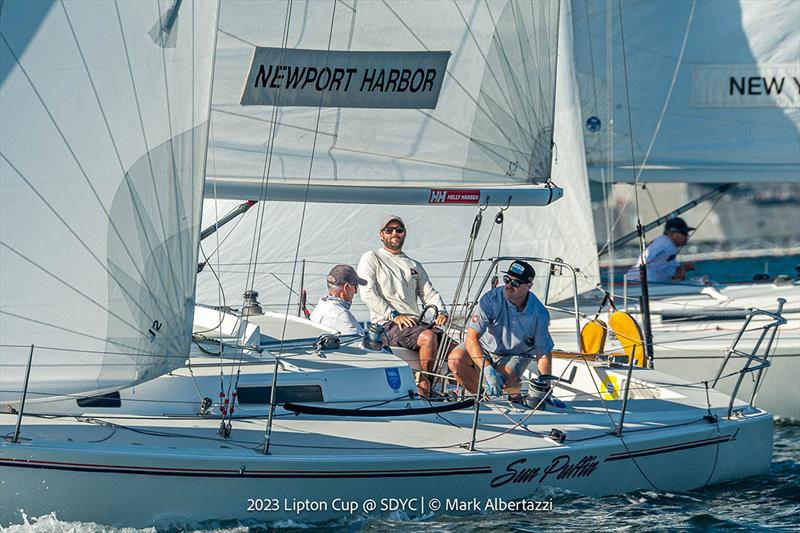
[625,217,696,282]
[357,215,450,396]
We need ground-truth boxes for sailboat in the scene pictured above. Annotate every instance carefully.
[197,0,798,418]
[1,0,778,527]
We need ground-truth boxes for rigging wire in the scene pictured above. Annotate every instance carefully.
[217,0,298,439]
[204,108,231,390]
[433,206,489,378]
[600,0,698,247]
[263,0,341,454]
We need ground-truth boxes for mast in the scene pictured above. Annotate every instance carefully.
[616,0,654,367]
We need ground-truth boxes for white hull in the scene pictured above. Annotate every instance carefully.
[551,281,799,419]
[0,305,778,527]
[648,335,799,420]
[0,402,772,526]
[0,342,775,527]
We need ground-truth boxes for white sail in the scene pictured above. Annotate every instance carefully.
[572,0,800,183]
[205,0,562,205]
[0,0,218,402]
[198,0,597,311]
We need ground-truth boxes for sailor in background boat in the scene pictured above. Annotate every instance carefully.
[626,217,696,282]
[309,264,367,335]
[448,260,554,397]
[357,215,452,397]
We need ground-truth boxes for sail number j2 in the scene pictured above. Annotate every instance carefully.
[148,320,162,342]
[490,455,599,488]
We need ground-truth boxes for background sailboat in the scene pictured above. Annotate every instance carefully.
[571,0,799,250]
[562,0,800,418]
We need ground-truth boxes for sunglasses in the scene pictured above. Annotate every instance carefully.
[382,226,406,234]
[503,275,527,288]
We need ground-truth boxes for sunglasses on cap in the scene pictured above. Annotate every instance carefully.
[503,275,528,288]
[382,226,405,234]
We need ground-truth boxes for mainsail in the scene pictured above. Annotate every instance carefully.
[0,1,218,402]
[199,0,597,309]
[572,0,800,184]
[206,0,562,205]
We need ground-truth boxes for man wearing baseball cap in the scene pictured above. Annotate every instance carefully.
[448,260,554,398]
[357,215,450,397]
[626,217,695,282]
[310,264,367,335]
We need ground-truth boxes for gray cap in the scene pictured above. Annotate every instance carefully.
[327,264,367,286]
[380,215,405,230]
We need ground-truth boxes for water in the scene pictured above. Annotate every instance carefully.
[602,254,800,285]
[6,421,798,532]
[689,255,800,284]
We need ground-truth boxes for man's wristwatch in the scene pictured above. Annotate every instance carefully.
[390,310,400,319]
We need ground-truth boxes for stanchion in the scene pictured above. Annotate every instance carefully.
[11,344,35,443]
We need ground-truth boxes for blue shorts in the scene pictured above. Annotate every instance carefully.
[454,344,536,377]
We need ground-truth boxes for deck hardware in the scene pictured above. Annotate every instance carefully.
[199,397,213,416]
[548,428,567,443]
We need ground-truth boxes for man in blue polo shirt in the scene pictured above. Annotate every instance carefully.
[448,260,553,396]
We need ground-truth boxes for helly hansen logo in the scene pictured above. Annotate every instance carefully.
[428,189,481,204]
[430,190,447,203]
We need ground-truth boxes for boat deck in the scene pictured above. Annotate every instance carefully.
[0,381,758,458]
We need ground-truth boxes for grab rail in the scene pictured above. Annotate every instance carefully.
[712,298,786,418]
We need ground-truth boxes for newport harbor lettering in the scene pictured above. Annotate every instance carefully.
[254,65,438,94]
[256,65,358,92]
[242,48,450,108]
[490,455,600,488]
